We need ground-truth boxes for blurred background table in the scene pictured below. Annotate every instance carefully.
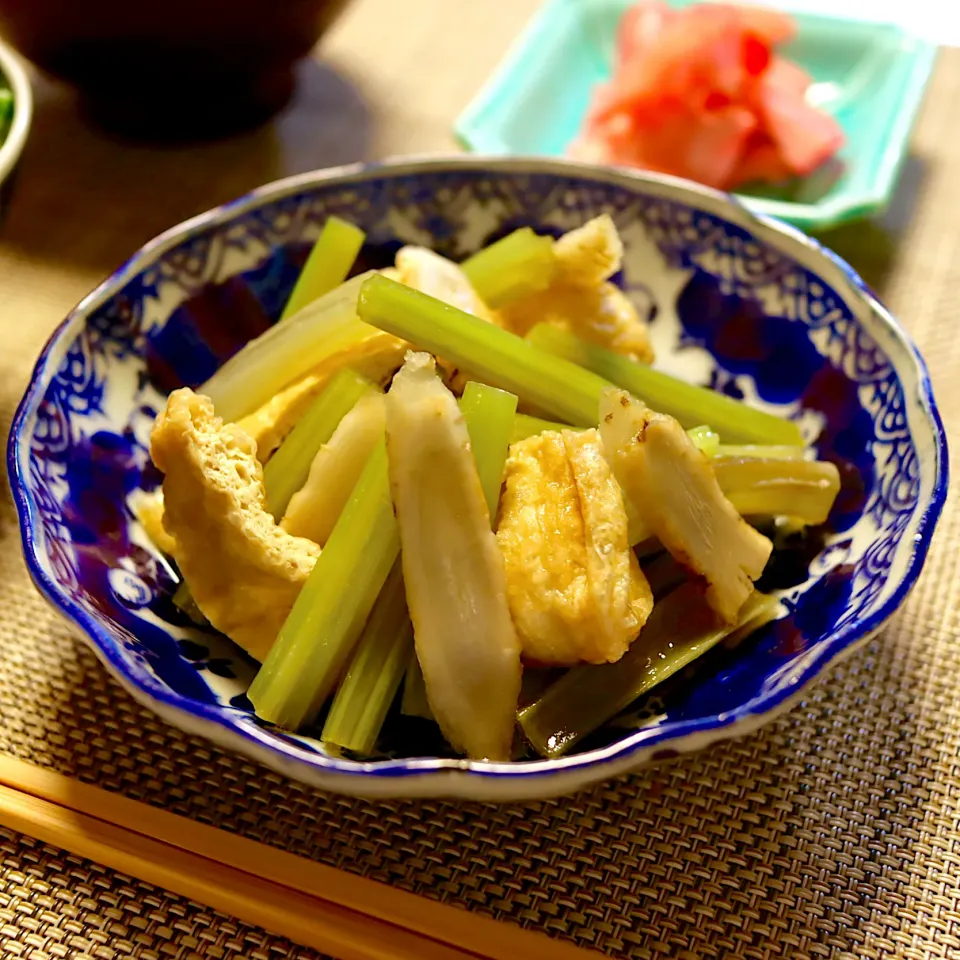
[0,2,959,959]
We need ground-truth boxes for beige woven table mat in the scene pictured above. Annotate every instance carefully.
[0,1,957,957]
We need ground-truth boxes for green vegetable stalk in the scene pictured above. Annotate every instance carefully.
[511,414,578,444]
[715,444,806,460]
[400,650,433,721]
[172,580,208,627]
[519,586,780,758]
[263,369,377,520]
[458,382,519,516]
[526,323,804,446]
[356,274,611,427]
[281,216,366,321]
[0,88,13,142]
[460,227,556,307]
[248,440,400,730]
[321,562,413,754]
[204,272,381,424]
[713,456,841,525]
[687,425,721,457]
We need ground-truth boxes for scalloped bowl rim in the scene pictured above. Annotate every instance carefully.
[8,156,949,800]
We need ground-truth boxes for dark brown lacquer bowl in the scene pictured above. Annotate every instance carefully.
[0,0,352,138]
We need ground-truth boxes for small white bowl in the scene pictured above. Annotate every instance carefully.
[0,38,32,201]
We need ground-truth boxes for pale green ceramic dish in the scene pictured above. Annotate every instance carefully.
[455,0,936,230]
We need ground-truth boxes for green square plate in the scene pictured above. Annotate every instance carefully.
[455,0,937,230]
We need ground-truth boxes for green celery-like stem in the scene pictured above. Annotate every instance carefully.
[201,272,377,424]
[248,440,400,730]
[401,650,433,720]
[519,586,778,758]
[172,581,191,610]
[526,323,804,446]
[281,216,366,321]
[460,227,556,307]
[458,382,519,516]
[721,594,783,648]
[321,561,413,754]
[356,274,611,427]
[688,425,720,457]
[713,456,841,525]
[263,369,377,520]
[715,444,806,460]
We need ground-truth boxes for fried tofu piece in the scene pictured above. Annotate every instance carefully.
[554,213,625,287]
[496,428,652,666]
[499,215,655,363]
[151,389,320,661]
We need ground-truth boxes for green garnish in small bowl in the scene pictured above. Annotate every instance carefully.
[0,39,32,212]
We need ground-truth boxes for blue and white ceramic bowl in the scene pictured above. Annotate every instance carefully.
[9,157,947,801]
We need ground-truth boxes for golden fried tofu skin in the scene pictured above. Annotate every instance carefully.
[554,213,625,287]
[498,215,655,363]
[496,428,652,666]
[151,389,320,661]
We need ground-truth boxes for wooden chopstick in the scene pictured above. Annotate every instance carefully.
[0,756,601,960]
[0,779,462,960]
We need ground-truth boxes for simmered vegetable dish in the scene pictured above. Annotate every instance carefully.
[133,214,839,761]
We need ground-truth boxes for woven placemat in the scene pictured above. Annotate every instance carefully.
[1,30,958,960]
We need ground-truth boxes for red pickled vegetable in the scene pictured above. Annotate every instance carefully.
[756,57,845,176]
[616,0,677,65]
[570,1,844,190]
[734,136,794,186]
[735,5,796,45]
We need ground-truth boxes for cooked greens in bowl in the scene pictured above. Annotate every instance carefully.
[9,158,946,800]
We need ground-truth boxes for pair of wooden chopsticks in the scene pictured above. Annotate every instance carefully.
[0,756,601,960]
